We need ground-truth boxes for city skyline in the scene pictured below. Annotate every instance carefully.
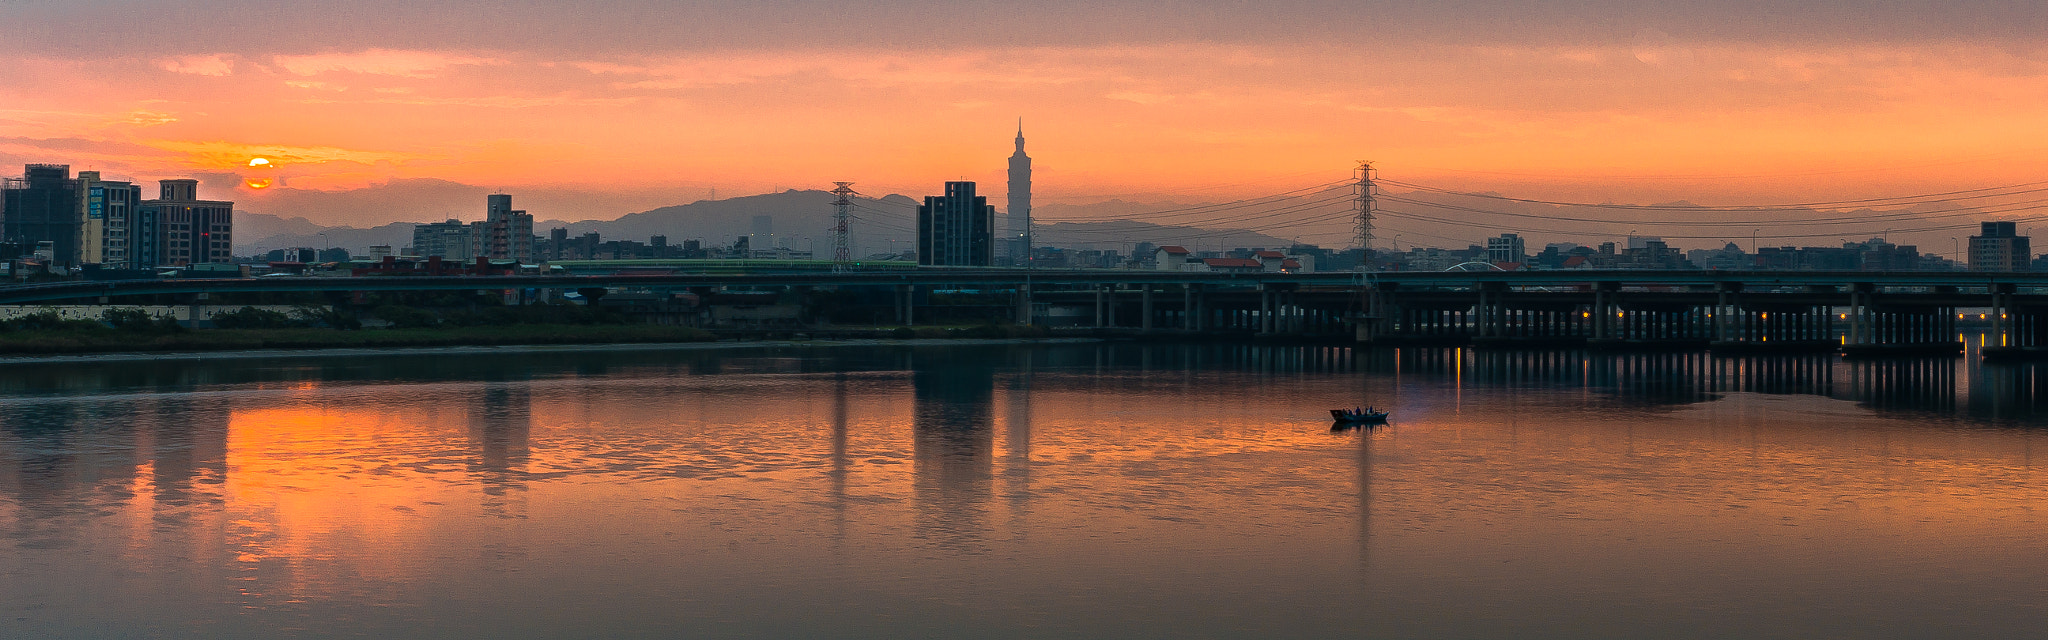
[3,1,2046,232]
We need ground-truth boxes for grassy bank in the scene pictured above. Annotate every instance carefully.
[0,324,717,355]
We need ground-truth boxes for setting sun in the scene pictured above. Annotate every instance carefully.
[248,157,271,167]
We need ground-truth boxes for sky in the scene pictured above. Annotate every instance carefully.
[3,0,2048,243]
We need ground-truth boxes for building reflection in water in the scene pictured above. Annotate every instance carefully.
[911,352,997,552]
[1002,351,1034,532]
[0,395,229,544]
[467,382,532,516]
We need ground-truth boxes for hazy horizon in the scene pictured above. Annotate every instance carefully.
[6,0,2047,253]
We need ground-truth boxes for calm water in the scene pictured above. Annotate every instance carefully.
[4,342,2048,638]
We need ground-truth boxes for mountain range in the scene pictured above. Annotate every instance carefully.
[235,190,1309,258]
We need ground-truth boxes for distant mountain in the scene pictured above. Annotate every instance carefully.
[236,190,1316,257]
[235,213,418,255]
[531,190,921,258]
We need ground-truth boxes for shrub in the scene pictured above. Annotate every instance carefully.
[292,306,361,330]
[889,327,916,339]
[208,307,300,329]
[102,308,184,333]
[5,310,104,332]
[372,305,439,329]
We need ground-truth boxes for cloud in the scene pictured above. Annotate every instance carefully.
[1106,91,1176,105]
[284,80,348,91]
[126,111,179,126]
[272,49,507,78]
[144,140,423,171]
[157,54,234,76]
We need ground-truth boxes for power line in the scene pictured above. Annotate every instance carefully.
[1380,178,2048,212]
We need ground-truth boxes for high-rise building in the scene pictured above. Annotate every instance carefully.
[79,172,143,268]
[916,181,995,266]
[1487,233,1526,264]
[412,219,475,261]
[1970,221,2031,272]
[1006,120,1032,263]
[141,179,233,266]
[471,193,534,261]
[549,227,570,260]
[1,164,85,265]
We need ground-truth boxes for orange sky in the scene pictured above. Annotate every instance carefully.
[2,2,2047,228]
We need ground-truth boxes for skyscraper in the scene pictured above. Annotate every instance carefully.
[917,181,996,266]
[1007,120,1032,264]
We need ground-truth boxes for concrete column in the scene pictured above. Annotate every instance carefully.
[1259,288,1273,334]
[898,284,914,326]
[1094,287,1106,328]
[1477,291,1493,337]
[1106,285,1118,328]
[1714,290,1730,341]
[1181,286,1193,330]
[1993,288,2012,347]
[1141,286,1154,332]
[1592,289,1608,340]
[1016,283,1033,325]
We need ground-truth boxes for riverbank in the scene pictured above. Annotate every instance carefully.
[0,324,718,356]
[0,335,1108,366]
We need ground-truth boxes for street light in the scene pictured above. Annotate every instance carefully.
[1752,229,1760,254]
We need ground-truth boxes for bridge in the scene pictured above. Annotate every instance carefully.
[6,269,2048,357]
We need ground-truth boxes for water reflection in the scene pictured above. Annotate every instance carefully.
[911,352,997,551]
[5,343,2048,637]
[467,382,531,513]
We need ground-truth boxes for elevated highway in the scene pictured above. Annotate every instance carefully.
[4,268,2047,356]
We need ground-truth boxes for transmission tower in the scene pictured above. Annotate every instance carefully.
[830,182,855,272]
[1353,160,1377,258]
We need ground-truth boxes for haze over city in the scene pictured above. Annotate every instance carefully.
[4,0,2046,240]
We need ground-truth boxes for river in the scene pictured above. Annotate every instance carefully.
[2,342,2046,638]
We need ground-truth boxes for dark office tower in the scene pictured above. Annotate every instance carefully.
[650,235,668,258]
[549,228,569,260]
[142,179,233,266]
[0,164,84,265]
[916,181,996,266]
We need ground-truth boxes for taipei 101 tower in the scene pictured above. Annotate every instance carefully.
[1006,119,1031,264]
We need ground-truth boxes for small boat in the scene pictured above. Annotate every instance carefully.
[1330,407,1389,423]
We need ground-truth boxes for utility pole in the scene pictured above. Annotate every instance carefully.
[830,182,855,272]
[1354,161,1377,269]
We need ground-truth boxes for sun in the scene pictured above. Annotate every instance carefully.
[248,157,271,167]
[245,178,273,189]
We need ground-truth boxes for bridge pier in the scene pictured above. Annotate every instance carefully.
[1093,286,1105,328]
[1106,285,1118,328]
[1141,286,1154,332]
[1843,286,1960,357]
[1258,287,1274,335]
